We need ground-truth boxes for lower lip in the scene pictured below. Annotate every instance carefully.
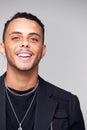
[17,56,32,62]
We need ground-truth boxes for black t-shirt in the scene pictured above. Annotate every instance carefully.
[5,87,37,130]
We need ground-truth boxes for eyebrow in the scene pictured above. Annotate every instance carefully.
[29,33,41,38]
[9,32,41,38]
[9,32,22,35]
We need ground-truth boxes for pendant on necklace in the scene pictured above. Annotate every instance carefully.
[18,124,22,130]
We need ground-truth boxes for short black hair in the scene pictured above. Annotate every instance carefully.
[3,12,45,43]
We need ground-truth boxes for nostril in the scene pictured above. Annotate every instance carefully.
[26,45,29,47]
[21,44,24,47]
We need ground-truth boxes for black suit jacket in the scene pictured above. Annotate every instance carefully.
[0,73,85,130]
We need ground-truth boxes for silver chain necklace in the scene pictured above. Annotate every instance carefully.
[5,81,38,97]
[5,82,39,130]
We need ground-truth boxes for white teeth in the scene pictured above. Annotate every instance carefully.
[18,53,31,57]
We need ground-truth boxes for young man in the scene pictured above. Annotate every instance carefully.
[0,12,85,130]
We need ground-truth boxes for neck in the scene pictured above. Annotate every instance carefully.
[5,67,39,91]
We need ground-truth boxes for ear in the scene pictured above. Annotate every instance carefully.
[0,43,6,56]
[42,44,46,58]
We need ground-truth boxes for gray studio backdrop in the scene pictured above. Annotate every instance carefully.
[0,0,87,128]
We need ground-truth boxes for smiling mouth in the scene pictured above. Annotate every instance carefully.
[16,51,33,62]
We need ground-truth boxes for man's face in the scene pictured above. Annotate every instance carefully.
[3,18,46,72]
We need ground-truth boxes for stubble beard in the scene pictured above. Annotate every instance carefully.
[6,52,42,74]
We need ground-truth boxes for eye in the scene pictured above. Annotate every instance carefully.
[11,36,20,40]
[30,37,39,43]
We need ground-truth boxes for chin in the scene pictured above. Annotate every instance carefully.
[16,65,37,72]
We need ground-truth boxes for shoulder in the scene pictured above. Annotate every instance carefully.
[0,73,6,85]
[39,77,83,120]
[39,76,79,105]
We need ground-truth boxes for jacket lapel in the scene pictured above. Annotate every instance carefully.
[34,77,58,130]
[0,74,6,130]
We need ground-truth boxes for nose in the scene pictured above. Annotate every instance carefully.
[20,40,30,48]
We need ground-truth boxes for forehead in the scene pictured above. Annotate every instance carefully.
[6,18,42,35]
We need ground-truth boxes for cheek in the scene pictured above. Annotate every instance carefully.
[34,46,43,56]
[5,44,16,57]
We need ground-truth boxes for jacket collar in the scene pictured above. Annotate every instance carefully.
[0,73,6,130]
[34,77,58,130]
